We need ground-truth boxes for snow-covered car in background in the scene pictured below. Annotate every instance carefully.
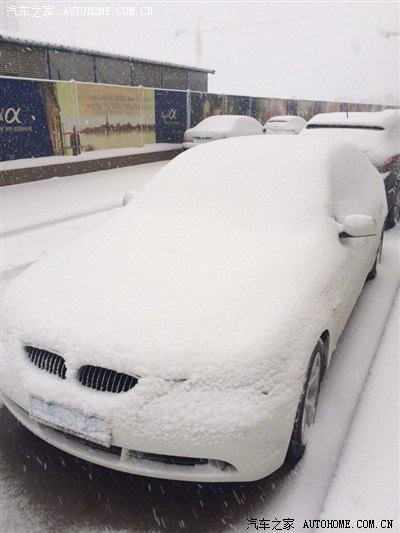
[264,115,307,134]
[182,114,264,149]
[2,136,387,483]
[301,110,400,228]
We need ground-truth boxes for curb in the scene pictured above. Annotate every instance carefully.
[1,148,183,187]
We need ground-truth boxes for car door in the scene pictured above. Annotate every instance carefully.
[329,146,386,345]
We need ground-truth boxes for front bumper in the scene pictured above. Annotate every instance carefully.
[2,375,298,482]
[3,393,293,482]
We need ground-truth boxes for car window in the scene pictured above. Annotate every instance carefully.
[330,144,384,223]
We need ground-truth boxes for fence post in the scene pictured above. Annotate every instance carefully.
[93,56,97,83]
[187,90,191,128]
[140,86,144,147]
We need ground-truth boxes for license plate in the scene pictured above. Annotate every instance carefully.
[29,396,111,447]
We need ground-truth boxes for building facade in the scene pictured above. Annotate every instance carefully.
[0,36,214,91]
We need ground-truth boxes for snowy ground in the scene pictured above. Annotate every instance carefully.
[1,162,399,532]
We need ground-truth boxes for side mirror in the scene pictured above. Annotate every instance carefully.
[339,214,378,238]
[122,190,138,206]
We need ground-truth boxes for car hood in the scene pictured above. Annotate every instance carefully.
[3,210,344,385]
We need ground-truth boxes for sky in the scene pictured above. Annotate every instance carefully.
[1,1,399,105]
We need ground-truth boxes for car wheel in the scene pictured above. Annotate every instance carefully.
[385,187,400,229]
[285,340,324,466]
[366,255,378,281]
[366,234,383,281]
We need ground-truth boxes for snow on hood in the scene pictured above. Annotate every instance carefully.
[3,210,341,385]
[3,136,369,389]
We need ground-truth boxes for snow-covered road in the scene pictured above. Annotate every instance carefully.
[1,162,399,532]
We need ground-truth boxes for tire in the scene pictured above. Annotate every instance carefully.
[385,187,400,229]
[366,255,378,281]
[285,340,324,467]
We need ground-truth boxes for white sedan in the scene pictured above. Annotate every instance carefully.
[264,115,307,134]
[1,136,387,482]
[182,114,264,149]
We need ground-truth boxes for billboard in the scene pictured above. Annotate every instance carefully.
[76,83,151,151]
[1,78,54,161]
[189,92,224,128]
[296,100,316,121]
[251,97,288,124]
[224,95,251,116]
[155,90,187,143]
[46,81,78,156]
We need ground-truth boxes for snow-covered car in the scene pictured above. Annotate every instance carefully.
[301,110,400,228]
[182,114,264,149]
[264,115,307,134]
[2,136,387,483]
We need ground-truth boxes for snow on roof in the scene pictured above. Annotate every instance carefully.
[306,110,400,129]
[136,135,381,230]
[188,114,263,133]
[302,111,400,165]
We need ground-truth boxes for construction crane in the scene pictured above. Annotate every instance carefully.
[378,29,399,39]
[175,16,311,66]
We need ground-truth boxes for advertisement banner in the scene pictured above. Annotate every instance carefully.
[189,92,224,128]
[224,95,251,116]
[40,81,79,156]
[1,78,54,161]
[312,101,326,115]
[143,88,156,145]
[340,102,358,113]
[296,100,316,121]
[2,76,393,163]
[325,101,341,113]
[287,100,298,115]
[251,98,288,124]
[155,90,187,143]
[76,83,146,151]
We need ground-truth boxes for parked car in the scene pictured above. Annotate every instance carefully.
[301,110,400,228]
[264,115,307,134]
[2,136,387,483]
[182,114,264,149]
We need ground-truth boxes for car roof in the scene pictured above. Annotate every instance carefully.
[302,110,400,165]
[306,110,400,130]
[133,136,381,233]
[187,114,263,134]
[194,115,259,126]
